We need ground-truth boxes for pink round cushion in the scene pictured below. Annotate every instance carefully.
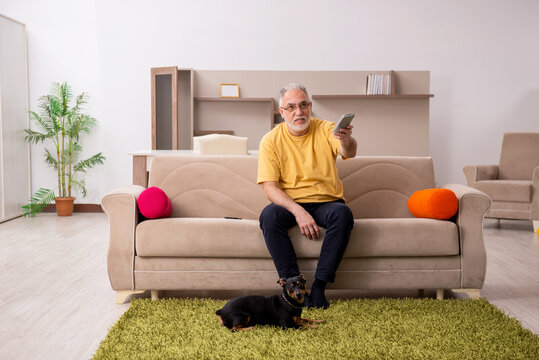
[137,187,172,219]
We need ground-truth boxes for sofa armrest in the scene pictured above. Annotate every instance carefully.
[443,183,491,289]
[462,165,499,184]
[532,166,539,220]
[101,185,145,290]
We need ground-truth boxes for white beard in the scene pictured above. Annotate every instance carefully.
[286,116,310,133]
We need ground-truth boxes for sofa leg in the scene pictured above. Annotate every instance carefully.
[533,220,539,234]
[436,289,444,300]
[151,290,159,301]
[451,289,481,299]
[115,290,145,304]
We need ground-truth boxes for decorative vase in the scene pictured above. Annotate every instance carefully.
[55,197,75,216]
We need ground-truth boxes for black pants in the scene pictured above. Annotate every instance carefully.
[259,200,354,283]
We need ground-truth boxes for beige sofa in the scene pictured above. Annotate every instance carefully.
[102,155,491,304]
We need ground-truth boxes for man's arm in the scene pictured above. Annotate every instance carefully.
[334,125,357,158]
[261,181,320,239]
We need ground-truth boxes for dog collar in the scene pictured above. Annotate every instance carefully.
[281,293,302,310]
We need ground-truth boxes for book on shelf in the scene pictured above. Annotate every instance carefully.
[366,71,395,95]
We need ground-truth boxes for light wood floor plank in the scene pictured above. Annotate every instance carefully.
[0,214,537,359]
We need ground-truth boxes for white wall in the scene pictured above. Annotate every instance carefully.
[1,0,538,203]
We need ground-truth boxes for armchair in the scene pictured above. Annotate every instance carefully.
[463,132,539,232]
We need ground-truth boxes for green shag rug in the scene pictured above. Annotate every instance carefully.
[93,297,538,360]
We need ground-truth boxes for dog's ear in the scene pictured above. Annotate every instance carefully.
[277,278,287,287]
[300,274,306,282]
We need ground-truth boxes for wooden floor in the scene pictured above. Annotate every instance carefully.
[1,214,537,359]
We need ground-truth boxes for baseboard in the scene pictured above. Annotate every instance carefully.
[42,203,103,213]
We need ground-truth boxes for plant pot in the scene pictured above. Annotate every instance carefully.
[55,197,75,216]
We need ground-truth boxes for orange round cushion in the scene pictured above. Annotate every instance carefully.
[408,189,458,220]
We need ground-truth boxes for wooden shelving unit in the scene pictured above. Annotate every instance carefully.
[151,68,434,154]
[151,67,193,150]
[151,67,177,150]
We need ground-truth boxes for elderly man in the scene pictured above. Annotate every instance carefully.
[257,83,357,309]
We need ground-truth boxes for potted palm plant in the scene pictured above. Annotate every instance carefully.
[22,82,105,217]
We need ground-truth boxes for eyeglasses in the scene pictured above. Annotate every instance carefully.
[280,101,311,112]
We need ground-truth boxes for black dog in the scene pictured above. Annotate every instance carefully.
[215,274,325,332]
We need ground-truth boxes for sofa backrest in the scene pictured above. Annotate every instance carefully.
[148,155,267,220]
[499,132,539,180]
[339,156,435,218]
[148,155,435,219]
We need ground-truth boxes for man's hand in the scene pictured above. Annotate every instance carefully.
[334,125,357,158]
[294,207,320,240]
[262,181,320,240]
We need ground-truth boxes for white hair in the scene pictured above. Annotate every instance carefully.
[278,83,311,107]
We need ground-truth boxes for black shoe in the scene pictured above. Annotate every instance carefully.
[307,288,330,309]
[304,293,312,308]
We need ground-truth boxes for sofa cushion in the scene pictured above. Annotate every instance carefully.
[346,218,459,257]
[136,218,270,258]
[137,187,172,219]
[408,188,458,220]
[135,218,459,258]
[471,180,531,202]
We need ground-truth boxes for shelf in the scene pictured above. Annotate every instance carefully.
[195,97,274,103]
[312,94,434,100]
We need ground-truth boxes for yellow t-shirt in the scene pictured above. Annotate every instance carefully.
[257,118,346,203]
